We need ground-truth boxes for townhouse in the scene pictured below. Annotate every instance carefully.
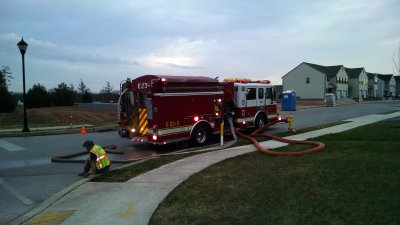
[282,62,348,99]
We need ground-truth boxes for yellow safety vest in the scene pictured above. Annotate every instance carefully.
[90,145,111,170]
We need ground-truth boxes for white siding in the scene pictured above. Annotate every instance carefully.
[368,75,378,98]
[377,79,385,98]
[335,68,349,98]
[282,63,325,99]
[389,77,396,97]
[359,70,368,99]
[348,78,359,99]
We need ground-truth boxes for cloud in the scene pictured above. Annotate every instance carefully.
[2,0,400,93]
[164,63,205,70]
[0,33,139,65]
[140,38,215,69]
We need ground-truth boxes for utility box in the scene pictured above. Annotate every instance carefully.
[325,93,336,107]
[281,90,296,111]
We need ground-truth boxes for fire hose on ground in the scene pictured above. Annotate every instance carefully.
[51,119,238,164]
[51,116,324,164]
[51,145,125,163]
[235,118,325,156]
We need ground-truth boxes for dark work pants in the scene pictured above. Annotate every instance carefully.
[83,159,110,175]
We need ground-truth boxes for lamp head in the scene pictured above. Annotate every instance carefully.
[17,37,28,55]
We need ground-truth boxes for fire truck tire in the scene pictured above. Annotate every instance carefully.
[191,124,211,146]
[255,114,267,129]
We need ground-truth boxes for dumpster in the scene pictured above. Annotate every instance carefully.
[282,90,296,111]
[325,93,336,107]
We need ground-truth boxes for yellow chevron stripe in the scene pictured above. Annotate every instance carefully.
[140,120,148,131]
[140,116,147,125]
[139,108,146,118]
[139,108,148,135]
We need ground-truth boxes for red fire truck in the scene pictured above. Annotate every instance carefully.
[118,75,280,145]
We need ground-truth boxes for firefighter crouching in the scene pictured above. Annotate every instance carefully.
[78,140,111,178]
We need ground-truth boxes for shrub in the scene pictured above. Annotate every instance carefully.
[50,83,76,106]
[26,83,51,108]
[81,90,93,103]
[0,86,17,113]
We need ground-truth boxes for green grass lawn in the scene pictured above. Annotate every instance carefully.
[149,118,400,225]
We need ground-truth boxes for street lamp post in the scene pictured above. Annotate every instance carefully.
[17,37,30,132]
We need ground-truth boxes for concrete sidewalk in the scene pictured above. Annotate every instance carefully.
[11,111,400,225]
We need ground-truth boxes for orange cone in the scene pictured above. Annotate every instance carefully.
[80,126,87,135]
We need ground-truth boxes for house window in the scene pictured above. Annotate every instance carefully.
[306,77,310,84]
[327,76,331,82]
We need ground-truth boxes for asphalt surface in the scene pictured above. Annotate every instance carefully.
[0,101,399,225]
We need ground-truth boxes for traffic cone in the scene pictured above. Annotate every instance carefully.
[80,126,87,135]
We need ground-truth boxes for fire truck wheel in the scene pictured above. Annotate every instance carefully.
[191,124,211,146]
[255,114,267,129]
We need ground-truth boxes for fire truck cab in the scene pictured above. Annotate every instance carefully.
[223,81,279,130]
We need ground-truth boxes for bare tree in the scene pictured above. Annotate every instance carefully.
[78,79,90,94]
[100,81,114,94]
[0,66,13,89]
[78,79,92,103]
[100,81,118,102]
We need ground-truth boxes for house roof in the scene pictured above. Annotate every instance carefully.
[304,62,344,77]
[366,72,377,79]
[344,67,364,78]
[377,74,393,81]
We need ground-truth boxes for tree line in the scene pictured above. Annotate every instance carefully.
[0,66,120,113]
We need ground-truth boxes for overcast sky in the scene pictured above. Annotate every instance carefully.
[1,0,399,93]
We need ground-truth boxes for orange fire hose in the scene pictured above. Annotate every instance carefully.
[235,120,325,156]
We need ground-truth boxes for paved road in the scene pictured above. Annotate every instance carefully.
[0,101,399,225]
[271,101,400,133]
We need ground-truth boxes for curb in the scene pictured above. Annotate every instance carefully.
[7,178,90,225]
